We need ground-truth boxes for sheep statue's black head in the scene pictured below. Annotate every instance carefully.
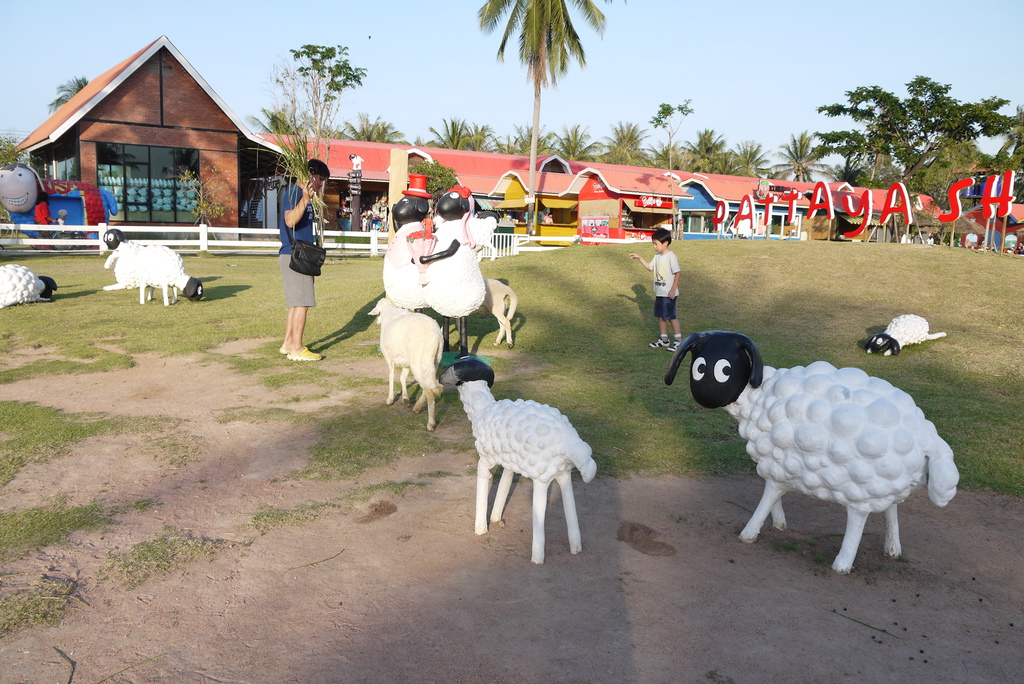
[103,228,125,250]
[865,332,900,356]
[183,277,204,301]
[392,196,430,228]
[665,331,763,408]
[440,356,495,387]
[38,276,57,300]
[435,186,471,221]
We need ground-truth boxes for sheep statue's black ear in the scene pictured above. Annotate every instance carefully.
[664,332,707,386]
[736,333,763,388]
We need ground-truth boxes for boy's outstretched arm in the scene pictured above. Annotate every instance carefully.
[628,253,651,270]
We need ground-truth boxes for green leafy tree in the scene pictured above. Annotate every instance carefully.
[48,76,89,113]
[479,0,613,225]
[731,140,771,177]
[772,132,827,182]
[0,134,28,224]
[682,129,727,173]
[409,160,458,200]
[553,124,602,161]
[602,121,650,166]
[649,101,693,171]
[339,113,405,143]
[177,168,229,227]
[816,76,1013,184]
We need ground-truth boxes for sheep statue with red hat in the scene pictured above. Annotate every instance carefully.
[382,177,487,356]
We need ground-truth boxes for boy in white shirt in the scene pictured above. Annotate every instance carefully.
[629,228,682,351]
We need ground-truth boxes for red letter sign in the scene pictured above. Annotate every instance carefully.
[712,200,729,230]
[806,182,835,219]
[938,177,975,223]
[878,182,914,225]
[981,171,1017,220]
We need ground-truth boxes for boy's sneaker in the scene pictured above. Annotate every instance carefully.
[666,339,681,352]
[649,338,669,348]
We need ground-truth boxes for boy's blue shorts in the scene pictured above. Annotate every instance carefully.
[654,296,677,320]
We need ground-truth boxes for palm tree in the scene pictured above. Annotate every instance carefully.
[602,121,650,166]
[682,129,728,173]
[823,155,867,185]
[494,124,555,155]
[647,141,684,170]
[773,131,827,182]
[246,106,305,136]
[479,0,612,226]
[466,123,497,152]
[553,124,602,161]
[428,118,474,149]
[339,113,405,143]
[732,140,771,177]
[48,76,89,113]
[710,152,742,176]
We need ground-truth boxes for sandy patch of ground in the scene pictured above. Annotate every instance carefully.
[0,349,1022,683]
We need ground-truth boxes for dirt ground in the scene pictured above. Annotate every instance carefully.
[0,342,1022,683]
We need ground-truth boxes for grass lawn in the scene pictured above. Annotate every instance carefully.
[1,240,1022,496]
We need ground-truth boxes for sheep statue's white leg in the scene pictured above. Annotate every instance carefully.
[489,468,515,525]
[139,284,147,304]
[739,480,787,543]
[770,499,788,531]
[531,477,552,564]
[833,507,871,574]
[385,361,397,405]
[882,504,901,559]
[475,462,493,535]
[399,367,411,405]
[556,470,583,555]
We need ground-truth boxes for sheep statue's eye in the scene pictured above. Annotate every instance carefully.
[692,357,706,381]
[714,359,732,383]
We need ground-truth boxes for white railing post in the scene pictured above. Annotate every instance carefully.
[98,223,109,254]
[370,230,379,256]
[199,224,209,251]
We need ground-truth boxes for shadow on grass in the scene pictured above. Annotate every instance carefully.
[312,294,384,352]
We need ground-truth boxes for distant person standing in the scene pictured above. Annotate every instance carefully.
[278,159,329,361]
[628,227,682,351]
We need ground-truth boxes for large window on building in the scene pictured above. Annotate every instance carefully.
[97,144,200,223]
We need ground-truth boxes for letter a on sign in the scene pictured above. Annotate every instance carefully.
[807,182,835,219]
[878,182,914,225]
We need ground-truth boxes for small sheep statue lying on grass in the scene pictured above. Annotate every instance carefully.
[0,264,57,308]
[473,279,518,348]
[665,331,959,574]
[441,357,597,564]
[101,229,203,306]
[369,298,444,431]
[866,314,946,356]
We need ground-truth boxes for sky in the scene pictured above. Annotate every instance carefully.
[4,0,1022,164]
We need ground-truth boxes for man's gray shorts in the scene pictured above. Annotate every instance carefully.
[279,254,316,308]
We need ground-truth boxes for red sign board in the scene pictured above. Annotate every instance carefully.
[634,195,673,208]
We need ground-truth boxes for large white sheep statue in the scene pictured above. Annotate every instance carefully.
[665,331,959,574]
[0,264,57,308]
[101,229,203,306]
[368,298,444,431]
[866,314,946,356]
[440,357,597,564]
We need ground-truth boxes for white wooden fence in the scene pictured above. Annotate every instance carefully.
[0,223,644,257]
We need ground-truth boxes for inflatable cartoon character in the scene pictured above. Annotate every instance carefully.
[0,163,50,236]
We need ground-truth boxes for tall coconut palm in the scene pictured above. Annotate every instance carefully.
[553,124,602,161]
[466,123,497,152]
[428,118,474,149]
[48,76,89,113]
[732,140,771,177]
[246,106,305,136]
[602,121,650,166]
[479,0,612,225]
[772,131,827,182]
[682,129,728,173]
[339,113,405,143]
[494,124,554,155]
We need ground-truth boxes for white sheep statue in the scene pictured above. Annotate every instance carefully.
[383,186,487,356]
[0,264,57,308]
[866,314,946,356]
[369,298,444,431]
[665,331,959,574]
[473,278,518,348]
[101,229,203,306]
[440,357,597,564]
